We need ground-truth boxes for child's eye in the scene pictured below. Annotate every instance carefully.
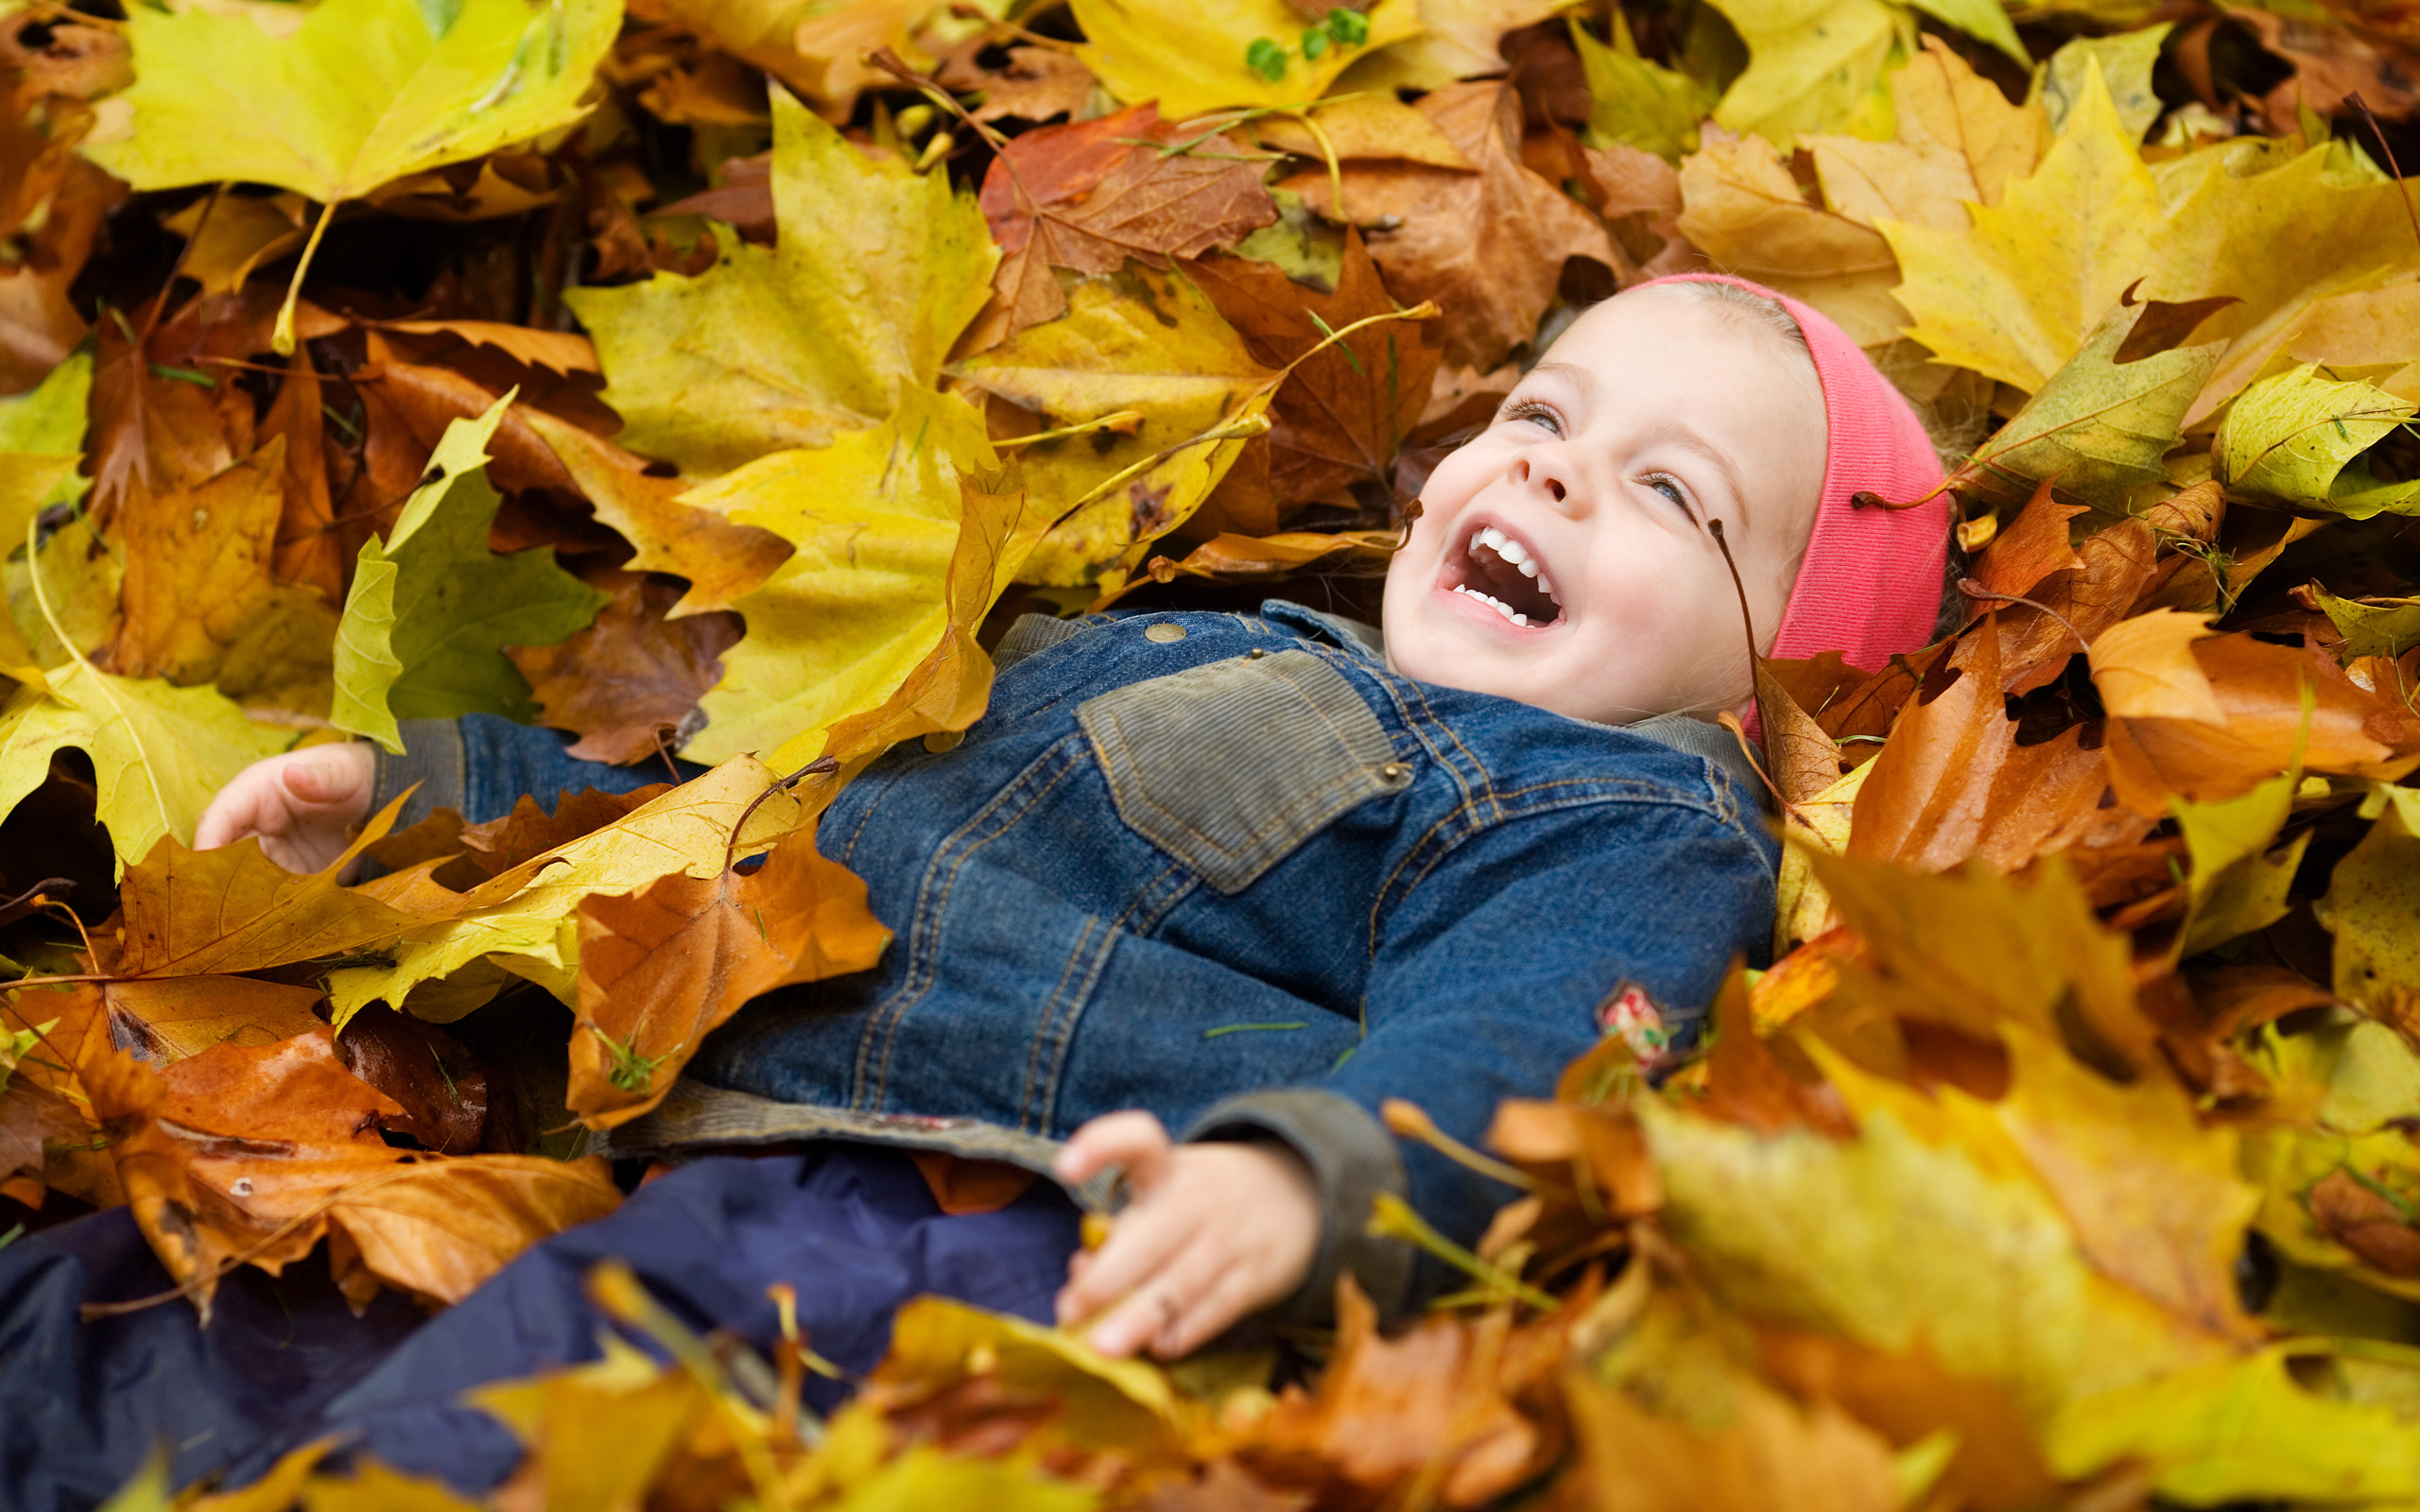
[1503,400,1562,437]
[1644,475,1694,515]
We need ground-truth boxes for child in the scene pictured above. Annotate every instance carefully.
[69,274,1946,1493]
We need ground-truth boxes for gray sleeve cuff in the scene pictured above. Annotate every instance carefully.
[1183,1088,1412,1324]
[369,718,468,831]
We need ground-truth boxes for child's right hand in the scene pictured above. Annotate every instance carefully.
[194,744,376,875]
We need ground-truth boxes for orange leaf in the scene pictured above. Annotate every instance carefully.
[1190,230,1444,507]
[568,829,889,1128]
[84,1027,618,1319]
[111,793,420,976]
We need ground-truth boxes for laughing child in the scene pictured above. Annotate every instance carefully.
[127,272,1948,1490]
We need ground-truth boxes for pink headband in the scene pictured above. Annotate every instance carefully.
[1635,274,1950,675]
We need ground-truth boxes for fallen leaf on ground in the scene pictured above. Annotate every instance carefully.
[570,827,889,1126]
[566,86,994,475]
[1285,82,1616,371]
[977,102,1278,340]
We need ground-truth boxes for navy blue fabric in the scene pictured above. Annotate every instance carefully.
[0,1145,1081,1509]
[0,1207,427,1511]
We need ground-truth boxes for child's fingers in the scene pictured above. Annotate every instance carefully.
[194,776,268,850]
[1150,1262,1261,1360]
[285,744,373,807]
[1086,1221,1244,1359]
[1053,1109,1172,1189]
[1054,1198,1192,1337]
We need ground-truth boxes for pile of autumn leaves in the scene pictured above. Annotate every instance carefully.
[6,0,2420,1504]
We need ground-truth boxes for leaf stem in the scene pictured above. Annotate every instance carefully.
[273,199,340,358]
[993,410,1146,448]
[26,515,174,853]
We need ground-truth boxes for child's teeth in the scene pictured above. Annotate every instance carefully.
[1538,574,1555,599]
[1498,536,1531,567]
[1451,582,1522,623]
[1516,558,1538,577]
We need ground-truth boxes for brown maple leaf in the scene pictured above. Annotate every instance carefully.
[1189,229,1444,507]
[1847,619,2148,873]
[976,102,1278,341]
[1241,1278,1547,1508]
[85,1028,620,1320]
[510,567,741,765]
[110,803,421,977]
[937,39,1097,125]
[1282,81,1618,371]
[448,784,676,885]
[261,345,348,602]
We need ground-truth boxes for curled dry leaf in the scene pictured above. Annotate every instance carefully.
[570,827,890,1128]
[84,1026,620,1319]
[2100,630,2420,813]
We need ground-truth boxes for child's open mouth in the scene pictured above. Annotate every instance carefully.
[1445,523,1564,628]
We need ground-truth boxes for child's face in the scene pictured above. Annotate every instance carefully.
[1381,288,1828,726]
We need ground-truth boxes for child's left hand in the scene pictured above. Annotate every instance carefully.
[1052,1111,1320,1359]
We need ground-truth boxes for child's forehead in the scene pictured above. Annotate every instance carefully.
[1547,286,1786,364]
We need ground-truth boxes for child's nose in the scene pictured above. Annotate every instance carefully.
[1508,456,1568,504]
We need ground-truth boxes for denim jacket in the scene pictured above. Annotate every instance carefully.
[372,601,1778,1320]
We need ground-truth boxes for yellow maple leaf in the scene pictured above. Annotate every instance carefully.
[954,265,1281,587]
[564,85,995,476]
[680,386,1004,769]
[1882,54,2155,393]
[1806,36,2041,233]
[1070,0,1424,119]
[1701,0,1902,151]
[83,0,622,352]
[2145,138,2420,422]
[1675,127,1902,347]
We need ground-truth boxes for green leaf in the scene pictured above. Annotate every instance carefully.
[2037,26,2172,144]
[0,354,93,543]
[82,0,621,204]
[0,661,290,875]
[2174,766,2308,957]
[1900,0,2026,64]
[330,395,607,753]
[2215,364,2420,517]
[1246,36,1288,79]
[562,86,996,477]
[2308,586,2420,662]
[1570,14,1716,163]
[1948,299,2223,508]
[0,352,91,455]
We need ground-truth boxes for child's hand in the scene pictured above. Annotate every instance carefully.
[1052,1110,1320,1360]
[193,745,376,875]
